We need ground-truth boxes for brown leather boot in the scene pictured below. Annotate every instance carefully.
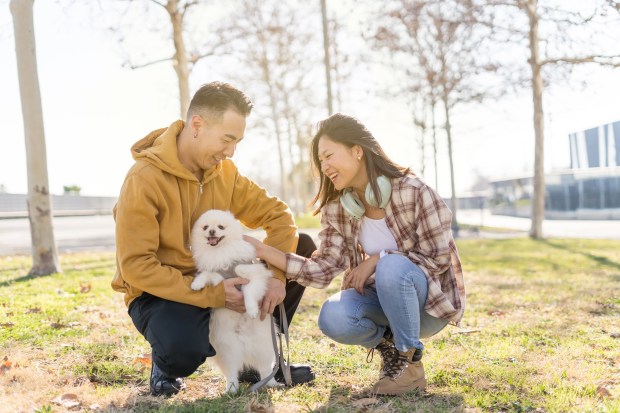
[367,338,399,378]
[372,348,426,395]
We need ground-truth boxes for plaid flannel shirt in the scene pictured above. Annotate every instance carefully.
[286,174,466,324]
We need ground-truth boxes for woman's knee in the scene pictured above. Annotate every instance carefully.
[318,299,346,339]
[375,254,420,288]
[375,254,426,287]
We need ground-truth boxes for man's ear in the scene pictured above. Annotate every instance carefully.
[190,114,204,132]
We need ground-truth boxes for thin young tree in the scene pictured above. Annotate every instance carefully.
[320,0,334,116]
[101,0,232,117]
[370,0,495,231]
[326,6,359,114]
[221,0,324,210]
[10,0,62,276]
[481,0,620,238]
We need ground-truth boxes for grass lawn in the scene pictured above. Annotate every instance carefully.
[1,238,619,412]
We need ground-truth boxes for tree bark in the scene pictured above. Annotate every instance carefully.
[431,101,439,191]
[258,51,287,202]
[10,0,62,276]
[442,93,459,234]
[166,0,191,118]
[320,0,333,115]
[526,0,545,239]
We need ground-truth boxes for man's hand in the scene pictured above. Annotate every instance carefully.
[223,277,249,313]
[342,255,379,294]
[258,278,286,321]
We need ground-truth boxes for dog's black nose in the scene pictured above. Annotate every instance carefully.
[209,229,216,236]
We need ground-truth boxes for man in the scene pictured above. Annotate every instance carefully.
[113,81,315,396]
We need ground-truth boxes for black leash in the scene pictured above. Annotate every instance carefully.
[248,303,291,392]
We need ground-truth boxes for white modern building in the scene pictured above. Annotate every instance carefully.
[489,120,620,220]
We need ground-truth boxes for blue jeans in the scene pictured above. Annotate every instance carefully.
[318,254,448,351]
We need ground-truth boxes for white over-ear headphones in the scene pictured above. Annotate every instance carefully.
[340,175,392,220]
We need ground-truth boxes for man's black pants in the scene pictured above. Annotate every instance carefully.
[128,233,317,378]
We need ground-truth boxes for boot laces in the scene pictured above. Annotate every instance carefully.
[367,340,398,365]
[383,352,410,379]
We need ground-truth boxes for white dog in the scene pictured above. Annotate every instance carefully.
[190,209,278,393]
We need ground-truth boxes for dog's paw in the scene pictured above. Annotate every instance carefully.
[191,278,207,290]
[246,308,259,319]
[225,381,240,393]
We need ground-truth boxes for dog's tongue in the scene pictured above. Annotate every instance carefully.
[207,237,220,246]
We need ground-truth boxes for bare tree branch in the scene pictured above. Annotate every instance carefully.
[181,0,199,17]
[124,55,174,69]
[147,0,166,9]
[541,55,620,67]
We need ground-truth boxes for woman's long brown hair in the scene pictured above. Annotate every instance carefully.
[310,113,410,215]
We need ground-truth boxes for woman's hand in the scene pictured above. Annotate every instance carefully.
[342,255,379,294]
[243,235,264,259]
[242,235,287,271]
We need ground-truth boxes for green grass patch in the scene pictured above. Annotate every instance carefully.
[1,239,620,412]
[294,212,321,229]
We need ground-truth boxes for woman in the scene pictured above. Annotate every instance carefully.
[244,113,465,395]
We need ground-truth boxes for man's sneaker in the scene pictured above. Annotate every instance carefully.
[238,363,315,386]
[275,363,315,385]
[150,363,186,397]
[372,348,426,396]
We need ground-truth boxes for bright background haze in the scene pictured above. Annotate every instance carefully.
[1,1,619,199]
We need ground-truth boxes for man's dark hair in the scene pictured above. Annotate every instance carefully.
[187,81,254,121]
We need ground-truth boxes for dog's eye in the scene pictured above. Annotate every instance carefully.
[203,225,209,231]
[218,225,225,230]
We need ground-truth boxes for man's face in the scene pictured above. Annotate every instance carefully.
[194,109,246,170]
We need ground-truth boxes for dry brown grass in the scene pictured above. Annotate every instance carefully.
[1,238,620,412]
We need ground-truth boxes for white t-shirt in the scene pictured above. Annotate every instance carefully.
[359,216,398,256]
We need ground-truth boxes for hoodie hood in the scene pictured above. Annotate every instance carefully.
[131,120,221,184]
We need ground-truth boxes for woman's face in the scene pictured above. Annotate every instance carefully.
[317,136,366,191]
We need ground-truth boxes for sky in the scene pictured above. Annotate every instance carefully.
[1,1,620,199]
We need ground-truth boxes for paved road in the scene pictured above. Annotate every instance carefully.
[458,209,620,239]
[2,210,620,256]
[0,215,279,256]
[0,215,117,256]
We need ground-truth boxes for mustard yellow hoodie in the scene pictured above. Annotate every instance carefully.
[112,120,298,308]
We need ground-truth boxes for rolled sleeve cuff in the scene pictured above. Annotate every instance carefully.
[285,253,305,281]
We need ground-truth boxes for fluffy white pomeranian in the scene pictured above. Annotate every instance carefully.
[190,209,278,393]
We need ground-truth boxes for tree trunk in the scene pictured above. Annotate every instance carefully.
[431,101,439,191]
[442,94,459,234]
[526,0,545,239]
[282,93,300,213]
[330,19,343,112]
[321,0,333,116]
[166,0,191,118]
[259,54,287,201]
[10,0,61,276]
